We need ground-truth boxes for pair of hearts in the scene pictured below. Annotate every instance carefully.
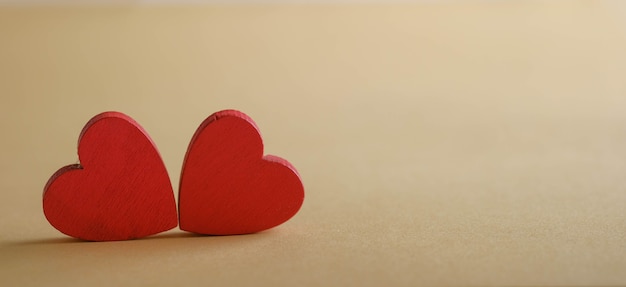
[43,110,304,241]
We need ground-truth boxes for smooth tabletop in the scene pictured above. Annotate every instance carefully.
[1,1,626,285]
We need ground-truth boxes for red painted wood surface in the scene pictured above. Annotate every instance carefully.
[179,110,304,235]
[43,112,178,241]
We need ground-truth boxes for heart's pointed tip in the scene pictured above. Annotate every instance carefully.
[165,217,180,231]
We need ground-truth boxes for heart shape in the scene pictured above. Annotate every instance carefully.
[179,110,304,235]
[43,112,178,241]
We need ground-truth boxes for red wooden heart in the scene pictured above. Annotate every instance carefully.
[179,110,304,235]
[43,112,178,241]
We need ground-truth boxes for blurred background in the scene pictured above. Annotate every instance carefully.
[1,0,626,286]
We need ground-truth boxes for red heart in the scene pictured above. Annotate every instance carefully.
[179,110,304,235]
[43,112,178,241]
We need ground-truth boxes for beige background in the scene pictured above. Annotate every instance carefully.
[2,1,626,285]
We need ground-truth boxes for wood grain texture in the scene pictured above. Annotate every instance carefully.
[179,110,304,235]
[43,112,178,241]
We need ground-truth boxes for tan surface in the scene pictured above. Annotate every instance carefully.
[2,1,626,285]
